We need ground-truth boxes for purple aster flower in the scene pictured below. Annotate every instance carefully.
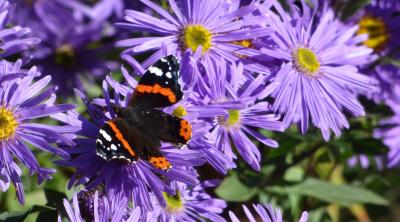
[347,154,384,170]
[370,0,400,12]
[116,0,272,86]
[13,0,116,95]
[199,59,283,171]
[349,0,400,54]
[60,0,125,22]
[374,104,400,168]
[367,64,400,103]
[55,83,201,211]
[229,204,309,222]
[0,59,37,82]
[60,190,141,222]
[261,0,376,140]
[31,21,116,95]
[0,60,75,204]
[145,180,226,222]
[0,0,40,58]
[12,0,75,42]
[60,0,148,22]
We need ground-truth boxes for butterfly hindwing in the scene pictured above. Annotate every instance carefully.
[96,118,139,162]
[138,109,192,145]
[129,55,183,109]
[96,117,172,170]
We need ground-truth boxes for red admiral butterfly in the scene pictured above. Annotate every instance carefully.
[96,55,192,171]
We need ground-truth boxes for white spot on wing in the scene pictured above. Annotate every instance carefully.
[165,72,172,79]
[111,144,118,150]
[160,58,167,62]
[148,66,163,76]
[96,139,103,145]
[100,129,112,141]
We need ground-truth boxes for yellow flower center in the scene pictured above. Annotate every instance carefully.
[0,107,18,141]
[357,15,389,51]
[55,44,75,66]
[163,191,184,213]
[218,110,241,127]
[172,105,187,118]
[182,25,212,53]
[293,47,320,76]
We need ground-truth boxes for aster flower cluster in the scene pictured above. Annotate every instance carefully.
[0,0,75,205]
[1,0,399,221]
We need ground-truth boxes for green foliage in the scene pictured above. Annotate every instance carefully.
[267,178,388,206]
[215,172,258,201]
[0,205,55,222]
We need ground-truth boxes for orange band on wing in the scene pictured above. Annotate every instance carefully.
[107,121,136,157]
[136,84,177,103]
[149,156,172,170]
[179,120,192,142]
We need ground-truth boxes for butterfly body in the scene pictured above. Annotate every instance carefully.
[95,55,191,170]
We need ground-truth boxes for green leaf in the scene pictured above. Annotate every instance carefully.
[352,138,388,155]
[215,172,258,201]
[0,205,55,222]
[267,178,389,206]
[307,207,331,222]
[36,211,59,222]
[284,166,304,182]
[44,189,67,209]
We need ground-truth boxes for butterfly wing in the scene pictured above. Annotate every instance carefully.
[96,118,140,162]
[129,55,183,109]
[96,118,172,170]
[138,109,192,145]
[127,122,173,171]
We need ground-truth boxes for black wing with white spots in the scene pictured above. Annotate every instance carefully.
[96,118,139,162]
[129,55,183,109]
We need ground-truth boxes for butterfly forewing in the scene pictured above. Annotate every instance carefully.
[129,55,183,109]
[96,118,139,162]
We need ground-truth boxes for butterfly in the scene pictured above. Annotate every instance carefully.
[95,55,191,171]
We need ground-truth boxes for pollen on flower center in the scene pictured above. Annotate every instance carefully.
[232,40,253,48]
[357,15,389,51]
[293,47,320,76]
[163,191,184,213]
[218,110,241,127]
[172,105,187,118]
[231,40,253,58]
[55,44,75,66]
[0,107,18,141]
[181,25,212,53]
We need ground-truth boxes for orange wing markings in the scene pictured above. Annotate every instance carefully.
[149,156,172,170]
[107,121,136,158]
[179,120,192,142]
[136,84,176,103]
